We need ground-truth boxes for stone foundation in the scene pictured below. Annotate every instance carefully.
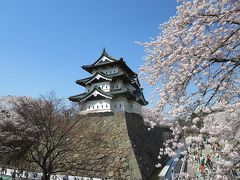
[73,112,171,179]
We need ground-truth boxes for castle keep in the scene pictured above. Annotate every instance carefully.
[69,50,171,179]
[69,49,148,114]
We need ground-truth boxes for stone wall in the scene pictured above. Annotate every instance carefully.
[73,112,171,179]
[125,113,171,179]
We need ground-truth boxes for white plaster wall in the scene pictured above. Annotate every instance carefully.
[81,99,111,113]
[111,97,142,114]
[120,100,142,114]
[131,101,142,114]
[111,80,123,90]
[111,97,126,112]
[88,82,111,92]
[92,66,119,75]
[80,98,142,114]
[102,67,119,75]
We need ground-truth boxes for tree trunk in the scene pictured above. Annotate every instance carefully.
[42,171,51,180]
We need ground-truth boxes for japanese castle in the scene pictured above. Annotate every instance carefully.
[69,49,148,114]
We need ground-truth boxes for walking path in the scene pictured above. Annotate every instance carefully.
[187,144,217,179]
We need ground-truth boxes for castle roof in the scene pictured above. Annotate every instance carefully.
[82,49,137,76]
[69,88,148,105]
[76,72,112,86]
[69,87,112,103]
[92,48,118,65]
[76,72,137,87]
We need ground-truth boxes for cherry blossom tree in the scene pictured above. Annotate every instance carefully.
[140,0,239,178]
[0,95,80,180]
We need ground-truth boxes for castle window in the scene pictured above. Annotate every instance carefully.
[102,86,104,89]
[106,104,108,108]
[114,70,115,73]
[120,104,121,108]
[106,85,107,89]
[131,105,133,108]
[97,105,99,109]
[106,72,108,74]
[116,85,118,89]
[110,71,112,74]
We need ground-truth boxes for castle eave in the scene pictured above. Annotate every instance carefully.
[69,88,148,106]
[69,93,87,102]
[82,60,136,76]
[69,87,113,102]
[76,73,134,87]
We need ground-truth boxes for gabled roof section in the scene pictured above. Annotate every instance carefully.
[82,59,137,76]
[76,77,92,86]
[80,87,112,102]
[92,49,118,66]
[69,88,148,105]
[76,72,134,87]
[85,72,112,85]
[82,49,137,76]
[73,87,112,102]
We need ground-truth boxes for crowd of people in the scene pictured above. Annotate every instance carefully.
[0,167,106,180]
[190,142,216,179]
[198,154,213,177]
[0,167,38,180]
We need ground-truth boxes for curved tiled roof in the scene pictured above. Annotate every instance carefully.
[69,88,148,105]
[69,87,112,102]
[76,72,134,87]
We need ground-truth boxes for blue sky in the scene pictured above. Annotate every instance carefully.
[0,0,177,100]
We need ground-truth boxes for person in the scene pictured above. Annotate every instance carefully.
[12,170,16,180]
[206,154,213,169]
[74,177,79,180]
[24,171,29,179]
[215,152,220,161]
[33,172,38,179]
[52,173,57,180]
[199,142,204,156]
[199,163,205,177]
[19,168,23,178]
[63,174,69,180]
[171,167,175,180]
[200,155,207,177]
[195,154,200,163]
[16,169,20,178]
[1,166,6,175]
[200,155,205,166]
